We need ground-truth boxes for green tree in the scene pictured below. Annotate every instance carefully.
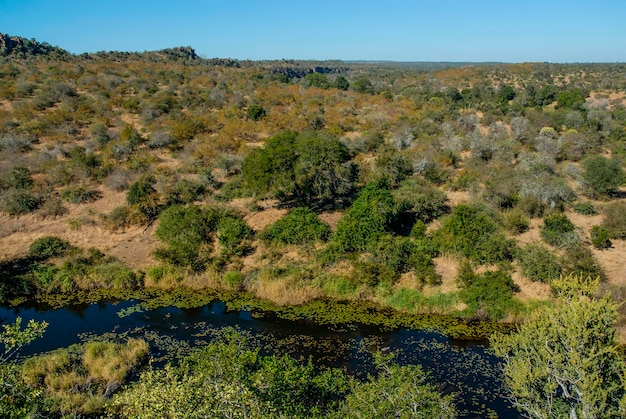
[153,205,220,268]
[335,75,350,91]
[336,353,456,419]
[304,72,330,89]
[261,207,331,245]
[433,204,515,263]
[492,275,626,419]
[293,132,356,203]
[331,181,397,253]
[246,105,267,121]
[556,89,586,110]
[243,131,298,198]
[1,317,48,417]
[583,155,624,198]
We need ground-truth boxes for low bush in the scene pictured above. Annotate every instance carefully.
[433,204,516,263]
[572,201,596,215]
[516,243,561,283]
[502,209,530,234]
[217,213,254,255]
[261,207,330,245]
[1,188,41,215]
[590,225,612,249]
[22,339,148,416]
[602,202,626,239]
[331,181,398,253]
[559,245,606,282]
[461,270,520,320]
[221,270,245,290]
[367,235,439,285]
[61,186,100,204]
[29,236,72,259]
[166,178,206,205]
[540,212,579,248]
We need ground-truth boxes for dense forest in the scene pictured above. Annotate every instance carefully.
[1,33,626,417]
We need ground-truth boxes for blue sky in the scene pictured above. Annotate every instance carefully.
[1,0,624,62]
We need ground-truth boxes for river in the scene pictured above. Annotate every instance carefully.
[0,299,520,418]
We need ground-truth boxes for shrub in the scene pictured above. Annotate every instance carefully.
[61,186,100,204]
[392,178,449,223]
[540,212,579,248]
[516,243,561,283]
[29,236,72,260]
[602,202,626,239]
[367,235,439,285]
[222,270,245,290]
[154,205,220,269]
[433,204,516,263]
[88,262,143,289]
[582,155,624,198]
[590,225,612,249]
[559,245,606,282]
[331,181,398,253]
[261,207,330,245]
[166,179,206,205]
[502,209,530,234]
[217,213,254,255]
[1,188,41,215]
[461,270,519,320]
[572,201,596,215]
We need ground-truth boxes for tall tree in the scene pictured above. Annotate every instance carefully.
[492,275,626,419]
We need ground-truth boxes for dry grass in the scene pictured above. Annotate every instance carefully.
[245,206,288,231]
[0,186,159,269]
[511,269,551,303]
[318,210,343,231]
[425,255,460,294]
[83,338,148,383]
[251,269,321,306]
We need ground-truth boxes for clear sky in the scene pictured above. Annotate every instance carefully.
[1,0,624,63]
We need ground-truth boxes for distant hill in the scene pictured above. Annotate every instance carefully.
[0,33,70,58]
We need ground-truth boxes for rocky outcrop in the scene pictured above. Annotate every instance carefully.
[0,33,70,58]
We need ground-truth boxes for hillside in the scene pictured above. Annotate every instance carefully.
[1,37,626,337]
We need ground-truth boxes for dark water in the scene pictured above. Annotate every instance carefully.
[0,300,520,418]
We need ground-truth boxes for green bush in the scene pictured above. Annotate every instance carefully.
[154,205,220,269]
[433,204,516,263]
[217,213,254,255]
[516,243,561,283]
[61,186,100,204]
[502,209,530,234]
[559,245,606,282]
[583,155,624,198]
[392,178,449,223]
[29,236,72,259]
[222,271,245,290]
[590,225,612,249]
[166,178,206,205]
[367,235,439,285]
[331,181,398,253]
[461,270,519,320]
[602,202,626,239]
[540,212,579,248]
[1,188,41,215]
[572,201,596,215]
[261,207,330,245]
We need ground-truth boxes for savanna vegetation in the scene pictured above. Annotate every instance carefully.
[1,33,626,417]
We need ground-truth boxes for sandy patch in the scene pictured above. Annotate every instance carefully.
[245,207,287,231]
[0,186,159,269]
[512,269,551,302]
[423,255,460,295]
[445,190,471,206]
[318,210,343,231]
